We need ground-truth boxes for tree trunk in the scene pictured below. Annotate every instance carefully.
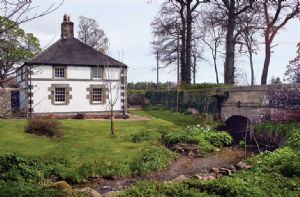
[176,31,180,112]
[261,33,271,85]
[249,49,254,85]
[214,42,219,84]
[185,2,192,84]
[110,105,115,135]
[224,3,236,84]
[178,3,186,85]
[193,54,196,84]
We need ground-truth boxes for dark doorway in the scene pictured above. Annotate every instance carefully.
[225,115,250,144]
[11,91,20,112]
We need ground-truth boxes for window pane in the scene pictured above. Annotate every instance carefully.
[55,67,65,78]
[92,88,102,102]
[55,88,66,103]
[92,68,102,79]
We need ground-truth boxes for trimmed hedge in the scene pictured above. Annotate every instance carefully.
[145,90,219,115]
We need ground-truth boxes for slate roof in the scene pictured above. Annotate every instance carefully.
[24,37,127,68]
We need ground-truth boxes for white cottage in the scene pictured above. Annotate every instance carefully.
[17,15,127,118]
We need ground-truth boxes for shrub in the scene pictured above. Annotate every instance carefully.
[279,160,300,177]
[118,181,212,197]
[284,128,300,150]
[130,130,162,143]
[130,145,175,175]
[181,82,233,90]
[163,126,232,151]
[25,117,63,137]
[0,154,71,184]
[254,121,300,134]
[0,182,64,197]
[204,131,233,147]
[143,104,168,111]
[0,154,41,183]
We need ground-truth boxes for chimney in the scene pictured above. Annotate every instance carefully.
[61,14,74,39]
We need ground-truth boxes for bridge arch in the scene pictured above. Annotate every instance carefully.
[225,115,251,143]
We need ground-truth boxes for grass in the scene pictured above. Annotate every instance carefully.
[0,115,179,169]
[0,107,206,172]
[130,107,205,127]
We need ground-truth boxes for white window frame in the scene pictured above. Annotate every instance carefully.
[54,66,66,79]
[54,87,66,104]
[91,87,103,104]
[91,67,102,80]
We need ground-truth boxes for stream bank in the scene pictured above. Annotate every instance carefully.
[76,147,254,196]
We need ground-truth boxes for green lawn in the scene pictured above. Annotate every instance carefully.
[0,115,180,168]
[0,109,204,170]
[130,108,206,127]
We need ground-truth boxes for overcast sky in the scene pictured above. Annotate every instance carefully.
[20,0,300,84]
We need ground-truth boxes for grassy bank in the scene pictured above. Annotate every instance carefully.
[119,122,300,197]
[0,108,234,195]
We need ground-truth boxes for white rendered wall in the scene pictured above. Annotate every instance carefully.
[31,65,120,80]
[23,65,124,113]
[68,66,91,79]
[31,80,122,113]
[32,65,52,78]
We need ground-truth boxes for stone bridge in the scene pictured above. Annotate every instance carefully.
[213,84,300,123]
[140,83,300,142]
[212,84,300,141]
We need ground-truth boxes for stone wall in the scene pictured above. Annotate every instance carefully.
[139,84,300,123]
[220,84,300,123]
[0,88,19,117]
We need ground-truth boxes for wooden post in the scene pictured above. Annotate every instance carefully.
[156,51,159,90]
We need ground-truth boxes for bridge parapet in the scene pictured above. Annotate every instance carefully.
[215,84,300,123]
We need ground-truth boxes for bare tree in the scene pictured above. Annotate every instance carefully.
[151,2,181,68]
[285,42,300,83]
[212,0,255,84]
[152,1,207,84]
[197,7,225,84]
[0,0,64,37]
[77,16,109,53]
[237,5,261,85]
[261,0,300,85]
[170,0,209,84]
[105,66,120,136]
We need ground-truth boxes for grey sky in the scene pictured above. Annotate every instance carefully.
[20,0,300,84]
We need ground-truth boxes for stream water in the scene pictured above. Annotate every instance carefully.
[76,147,254,196]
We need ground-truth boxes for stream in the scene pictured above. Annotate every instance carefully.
[76,147,254,196]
